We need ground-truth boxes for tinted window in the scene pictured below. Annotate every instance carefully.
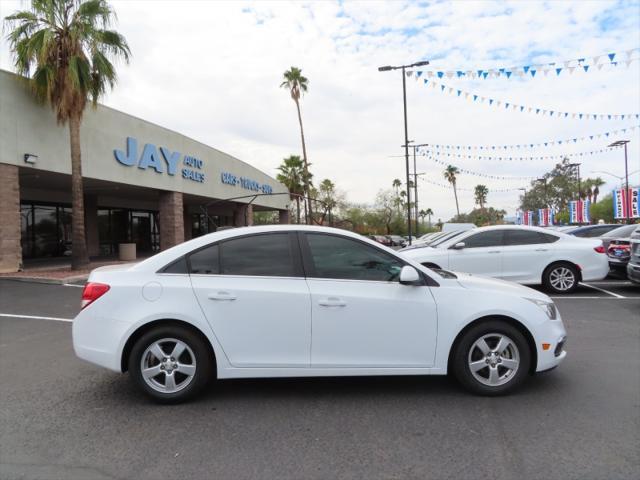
[306,234,404,282]
[162,256,188,274]
[431,230,465,247]
[504,230,557,246]
[461,230,504,248]
[189,244,220,274]
[220,233,295,277]
[574,226,617,238]
[603,225,638,239]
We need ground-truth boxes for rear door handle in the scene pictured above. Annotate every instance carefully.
[535,248,548,252]
[207,291,237,301]
[488,250,501,254]
[318,297,347,307]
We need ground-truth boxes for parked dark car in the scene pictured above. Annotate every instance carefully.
[388,235,405,247]
[568,224,621,238]
[599,224,639,251]
[370,235,391,247]
[627,231,640,284]
[604,225,640,274]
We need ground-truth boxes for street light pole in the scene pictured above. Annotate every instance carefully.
[608,140,631,224]
[379,60,429,245]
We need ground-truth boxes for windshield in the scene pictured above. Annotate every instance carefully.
[430,229,467,247]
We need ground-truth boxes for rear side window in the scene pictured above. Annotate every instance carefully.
[189,244,220,274]
[462,230,504,248]
[504,230,558,246]
[220,233,296,277]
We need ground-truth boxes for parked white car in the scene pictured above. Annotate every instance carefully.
[73,225,567,403]
[400,225,609,294]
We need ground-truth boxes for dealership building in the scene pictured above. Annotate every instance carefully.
[0,70,290,273]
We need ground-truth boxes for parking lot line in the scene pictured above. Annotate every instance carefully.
[579,282,626,298]
[0,313,73,323]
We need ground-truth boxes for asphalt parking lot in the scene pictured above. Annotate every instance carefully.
[1,278,638,480]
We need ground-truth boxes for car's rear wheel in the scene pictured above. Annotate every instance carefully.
[543,262,579,294]
[129,326,213,403]
[452,320,531,396]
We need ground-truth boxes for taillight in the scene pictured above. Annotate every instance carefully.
[594,246,605,254]
[81,282,110,309]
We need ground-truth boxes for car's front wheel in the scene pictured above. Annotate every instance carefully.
[452,320,531,396]
[129,325,214,403]
[543,262,579,294]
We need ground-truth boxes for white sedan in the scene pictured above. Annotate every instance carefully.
[73,225,567,403]
[400,225,609,294]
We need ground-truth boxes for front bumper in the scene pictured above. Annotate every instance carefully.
[627,261,640,284]
[535,315,568,372]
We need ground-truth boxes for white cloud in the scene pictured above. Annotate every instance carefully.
[1,0,639,221]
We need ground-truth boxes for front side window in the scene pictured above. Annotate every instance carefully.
[306,234,403,282]
[460,230,504,248]
[220,233,295,277]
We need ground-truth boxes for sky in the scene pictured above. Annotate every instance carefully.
[1,0,639,221]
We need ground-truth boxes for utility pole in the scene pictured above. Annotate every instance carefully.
[379,60,429,244]
[403,142,428,235]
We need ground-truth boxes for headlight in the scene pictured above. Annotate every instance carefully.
[526,298,558,320]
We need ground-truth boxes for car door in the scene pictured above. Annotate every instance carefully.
[301,232,438,368]
[447,230,504,277]
[501,230,558,282]
[189,232,311,367]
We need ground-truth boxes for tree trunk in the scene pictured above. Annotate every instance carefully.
[453,184,460,216]
[69,114,90,270]
[294,98,313,224]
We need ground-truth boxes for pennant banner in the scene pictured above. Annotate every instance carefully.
[408,48,640,80]
[417,147,613,162]
[538,207,555,226]
[516,210,534,225]
[613,187,640,219]
[425,155,537,180]
[417,79,639,121]
[417,125,639,151]
[569,200,591,224]
[421,178,527,193]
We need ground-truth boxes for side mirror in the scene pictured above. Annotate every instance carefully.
[399,265,422,285]
[451,242,466,250]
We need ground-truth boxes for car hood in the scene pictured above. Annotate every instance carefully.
[452,271,552,302]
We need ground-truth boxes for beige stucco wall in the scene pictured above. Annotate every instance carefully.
[0,69,289,210]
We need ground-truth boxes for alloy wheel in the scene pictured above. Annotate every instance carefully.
[140,338,197,393]
[549,267,576,291]
[468,333,520,387]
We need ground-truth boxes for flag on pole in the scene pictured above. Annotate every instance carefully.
[569,200,591,223]
[538,208,555,226]
[613,187,640,219]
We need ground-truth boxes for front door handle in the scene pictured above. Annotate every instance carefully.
[488,250,501,254]
[208,291,237,301]
[535,248,548,252]
[318,297,347,307]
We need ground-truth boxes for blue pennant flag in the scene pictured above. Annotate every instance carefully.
[579,113,583,119]
[424,79,429,84]
[477,70,483,77]
[473,94,478,101]
[524,65,530,73]
[583,65,589,72]
[530,69,537,77]
[608,52,616,61]
[441,85,445,91]
[559,140,563,144]
[592,114,597,120]
[489,99,494,105]
[550,111,554,116]
[573,138,577,143]
[536,108,541,114]
[590,135,594,140]
[457,90,461,96]
[505,102,509,108]
[621,115,625,120]
[544,142,548,146]
[506,71,512,78]
[457,71,464,77]
[499,68,505,74]
[636,114,639,119]
[578,57,585,63]
[416,71,423,77]
[606,132,609,137]
[565,112,569,117]
[556,67,562,75]
[482,72,488,79]
[520,106,525,112]
[437,71,444,78]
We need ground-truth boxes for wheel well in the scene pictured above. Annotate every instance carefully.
[120,319,217,374]
[447,315,538,375]
[422,262,441,269]
[542,260,582,284]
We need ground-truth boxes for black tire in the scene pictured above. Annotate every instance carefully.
[452,320,531,396]
[542,262,579,294]
[128,325,214,404]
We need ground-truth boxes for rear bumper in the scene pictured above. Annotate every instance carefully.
[580,258,610,281]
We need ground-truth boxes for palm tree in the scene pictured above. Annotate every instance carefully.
[443,165,461,216]
[276,155,307,224]
[280,67,312,223]
[418,209,427,228]
[425,207,434,228]
[5,0,130,270]
[591,177,605,204]
[392,178,402,213]
[474,184,489,210]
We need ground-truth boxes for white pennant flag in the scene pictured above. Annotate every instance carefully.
[543,68,550,76]
[448,87,454,94]
[528,107,532,113]
[464,92,470,99]
[446,71,454,79]
[627,49,634,59]
[564,60,570,68]
[466,70,472,77]
[512,104,517,110]
[598,64,604,70]
[568,66,576,74]
[480,96,486,103]
[626,60,632,67]
[496,101,501,107]
[428,71,434,78]
[542,109,547,115]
